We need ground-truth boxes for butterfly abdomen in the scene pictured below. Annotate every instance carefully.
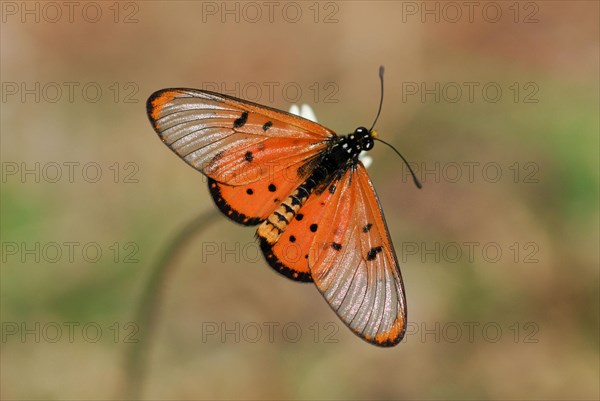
[257,188,306,243]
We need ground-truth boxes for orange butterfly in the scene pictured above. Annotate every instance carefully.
[147,67,421,346]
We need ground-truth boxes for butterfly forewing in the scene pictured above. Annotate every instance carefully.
[308,163,407,346]
[147,89,333,186]
[147,89,336,226]
[257,162,407,345]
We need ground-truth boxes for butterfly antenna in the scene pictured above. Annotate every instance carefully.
[369,65,385,132]
[374,137,423,189]
[369,66,422,189]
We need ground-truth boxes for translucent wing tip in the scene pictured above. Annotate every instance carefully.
[147,89,182,130]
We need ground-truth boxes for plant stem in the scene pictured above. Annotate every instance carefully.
[122,210,220,399]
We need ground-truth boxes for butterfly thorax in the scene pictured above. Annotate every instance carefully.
[258,127,375,245]
[325,126,374,170]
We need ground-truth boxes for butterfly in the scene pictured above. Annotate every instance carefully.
[146,67,421,347]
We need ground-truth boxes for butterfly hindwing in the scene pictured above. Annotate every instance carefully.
[257,175,344,282]
[208,158,310,225]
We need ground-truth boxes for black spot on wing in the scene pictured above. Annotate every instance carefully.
[234,111,248,128]
[244,151,253,162]
[310,224,318,232]
[258,237,312,282]
[331,242,342,251]
[295,213,304,221]
[208,178,262,226]
[268,184,277,192]
[246,188,254,195]
[262,121,273,131]
[366,246,383,261]
[363,223,373,233]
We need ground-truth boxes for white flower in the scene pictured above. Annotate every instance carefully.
[288,104,372,169]
[289,104,317,123]
[359,154,373,169]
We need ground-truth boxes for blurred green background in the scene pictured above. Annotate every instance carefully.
[1,1,598,400]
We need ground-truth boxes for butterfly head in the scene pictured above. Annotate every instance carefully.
[353,126,375,151]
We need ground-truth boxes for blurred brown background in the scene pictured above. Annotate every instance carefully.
[1,1,598,400]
